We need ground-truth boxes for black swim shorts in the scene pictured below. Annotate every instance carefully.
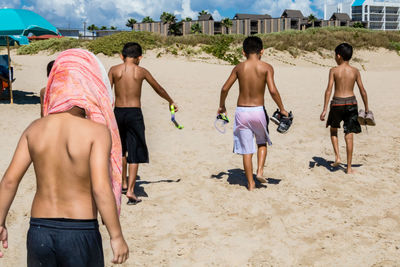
[326,96,361,134]
[114,107,149,164]
[27,218,104,267]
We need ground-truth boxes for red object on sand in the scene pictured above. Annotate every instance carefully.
[28,35,63,40]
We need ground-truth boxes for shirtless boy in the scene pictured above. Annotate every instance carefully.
[0,50,129,266]
[109,42,178,204]
[218,36,289,191]
[320,43,369,174]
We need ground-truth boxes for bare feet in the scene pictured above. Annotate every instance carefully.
[346,168,356,174]
[330,160,341,167]
[126,192,140,202]
[256,176,268,183]
[248,180,256,191]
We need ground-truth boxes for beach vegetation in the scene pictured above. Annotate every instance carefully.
[17,27,400,64]
[353,22,365,28]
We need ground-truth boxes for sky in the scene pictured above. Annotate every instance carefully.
[0,0,350,29]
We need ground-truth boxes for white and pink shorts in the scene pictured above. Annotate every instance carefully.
[233,106,272,155]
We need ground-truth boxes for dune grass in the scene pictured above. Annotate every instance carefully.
[16,27,400,64]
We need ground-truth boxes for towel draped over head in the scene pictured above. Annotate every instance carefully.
[42,49,122,213]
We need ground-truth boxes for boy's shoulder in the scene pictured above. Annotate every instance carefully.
[237,59,272,71]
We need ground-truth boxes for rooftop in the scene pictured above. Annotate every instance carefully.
[233,14,272,20]
[330,13,351,21]
[281,9,304,19]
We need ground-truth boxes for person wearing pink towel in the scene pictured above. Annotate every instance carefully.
[218,36,289,191]
[0,49,128,266]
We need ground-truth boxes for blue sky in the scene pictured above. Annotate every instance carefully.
[0,0,344,29]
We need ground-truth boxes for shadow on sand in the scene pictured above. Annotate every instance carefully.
[211,168,282,189]
[0,90,40,105]
[134,177,181,198]
[309,156,363,173]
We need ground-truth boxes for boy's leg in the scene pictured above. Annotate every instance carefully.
[330,127,341,166]
[344,133,354,174]
[243,154,255,191]
[122,156,127,189]
[126,163,140,201]
[256,144,267,178]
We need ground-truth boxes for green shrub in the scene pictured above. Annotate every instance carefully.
[17,38,87,55]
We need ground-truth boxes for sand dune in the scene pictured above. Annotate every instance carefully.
[1,49,400,266]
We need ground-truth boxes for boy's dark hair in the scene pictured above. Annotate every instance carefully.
[122,42,142,58]
[47,60,55,77]
[335,43,353,61]
[243,36,263,55]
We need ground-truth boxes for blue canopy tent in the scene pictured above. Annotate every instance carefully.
[0,9,59,103]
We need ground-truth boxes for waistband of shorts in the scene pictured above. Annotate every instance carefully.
[236,106,265,112]
[331,96,357,106]
[115,107,142,111]
[30,218,99,230]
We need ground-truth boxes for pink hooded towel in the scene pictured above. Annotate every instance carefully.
[42,49,122,213]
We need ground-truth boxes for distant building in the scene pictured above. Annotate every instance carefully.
[330,12,352,26]
[132,9,354,36]
[58,29,80,38]
[281,9,306,30]
[351,0,400,30]
[325,0,400,30]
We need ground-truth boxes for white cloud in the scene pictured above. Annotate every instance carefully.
[211,10,222,21]
[252,0,315,17]
[0,0,21,8]
[174,0,198,19]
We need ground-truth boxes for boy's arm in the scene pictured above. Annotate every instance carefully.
[0,132,32,258]
[356,70,369,112]
[108,67,114,90]
[218,67,238,114]
[320,68,334,121]
[90,128,128,264]
[143,69,177,111]
[266,66,288,116]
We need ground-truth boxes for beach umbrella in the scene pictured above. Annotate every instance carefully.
[0,8,59,104]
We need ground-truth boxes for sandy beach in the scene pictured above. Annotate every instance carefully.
[1,49,400,266]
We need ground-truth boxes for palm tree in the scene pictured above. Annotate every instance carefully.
[191,23,202,34]
[160,12,181,35]
[110,26,117,30]
[221,18,233,34]
[308,14,317,27]
[100,26,107,30]
[198,10,209,16]
[87,24,99,31]
[142,16,154,23]
[126,18,137,30]
[183,17,192,22]
[87,24,99,37]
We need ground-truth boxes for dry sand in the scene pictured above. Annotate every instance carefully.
[0,49,400,266]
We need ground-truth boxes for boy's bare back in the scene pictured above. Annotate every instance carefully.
[234,60,273,107]
[109,63,146,107]
[330,63,363,98]
[109,62,167,108]
[24,111,111,219]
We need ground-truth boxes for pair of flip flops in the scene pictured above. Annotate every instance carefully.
[271,109,294,133]
[358,109,376,126]
[122,187,142,205]
[214,113,230,133]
